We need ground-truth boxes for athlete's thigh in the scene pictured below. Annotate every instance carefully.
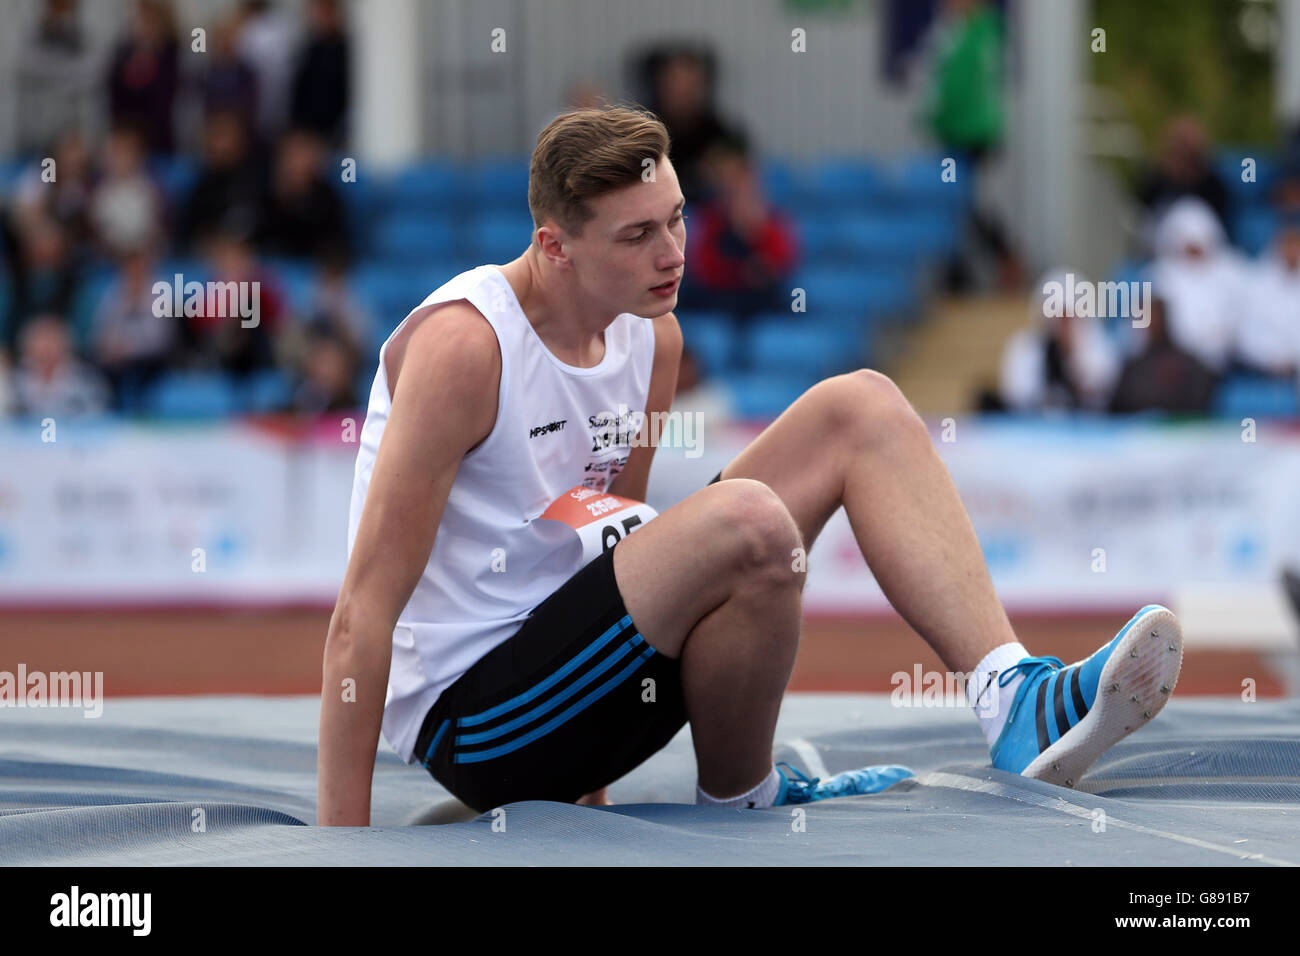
[714,374,857,550]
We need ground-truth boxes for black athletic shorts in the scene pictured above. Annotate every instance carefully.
[413,468,727,812]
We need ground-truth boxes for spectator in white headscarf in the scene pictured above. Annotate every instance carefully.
[1234,209,1300,379]
[1146,197,1248,373]
[998,269,1121,412]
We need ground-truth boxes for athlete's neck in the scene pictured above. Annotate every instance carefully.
[499,248,610,369]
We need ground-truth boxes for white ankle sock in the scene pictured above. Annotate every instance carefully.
[967,642,1031,748]
[696,765,782,809]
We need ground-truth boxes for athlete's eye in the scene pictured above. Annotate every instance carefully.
[628,214,685,242]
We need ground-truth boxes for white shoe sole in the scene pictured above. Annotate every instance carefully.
[1021,606,1184,788]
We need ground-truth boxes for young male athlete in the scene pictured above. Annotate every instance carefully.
[316,106,1184,825]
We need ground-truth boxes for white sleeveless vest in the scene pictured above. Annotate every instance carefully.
[347,265,657,763]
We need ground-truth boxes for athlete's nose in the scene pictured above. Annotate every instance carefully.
[657,233,685,270]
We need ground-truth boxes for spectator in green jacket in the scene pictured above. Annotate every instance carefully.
[922,0,1020,292]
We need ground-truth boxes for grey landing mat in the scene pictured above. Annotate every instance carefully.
[2,694,1298,866]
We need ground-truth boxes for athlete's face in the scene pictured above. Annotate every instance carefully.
[569,156,687,318]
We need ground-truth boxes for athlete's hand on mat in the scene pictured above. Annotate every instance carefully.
[575,788,612,806]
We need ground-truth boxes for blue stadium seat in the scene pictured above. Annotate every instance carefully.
[467,214,535,263]
[1233,206,1278,256]
[720,370,814,420]
[149,155,198,204]
[393,161,461,210]
[355,366,376,402]
[794,216,842,262]
[1215,150,1277,206]
[465,159,531,212]
[0,157,29,196]
[145,371,239,419]
[374,216,457,265]
[340,173,393,246]
[763,307,877,350]
[1107,258,1150,288]
[157,257,209,282]
[746,317,852,377]
[240,368,295,413]
[886,154,973,213]
[893,213,959,256]
[830,215,904,262]
[759,160,796,208]
[264,257,317,316]
[793,266,915,318]
[676,310,738,376]
[791,158,883,210]
[1213,375,1300,419]
[70,264,120,351]
[354,263,425,342]
[1101,259,1153,338]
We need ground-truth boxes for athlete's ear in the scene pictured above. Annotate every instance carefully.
[535,223,572,270]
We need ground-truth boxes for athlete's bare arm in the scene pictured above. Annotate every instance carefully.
[605,311,682,502]
[317,301,500,827]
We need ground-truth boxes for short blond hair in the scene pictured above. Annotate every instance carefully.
[528,105,671,238]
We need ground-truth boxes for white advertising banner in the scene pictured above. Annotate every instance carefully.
[1,418,1297,610]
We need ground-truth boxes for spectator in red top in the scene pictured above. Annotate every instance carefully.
[187,230,285,378]
[680,133,799,323]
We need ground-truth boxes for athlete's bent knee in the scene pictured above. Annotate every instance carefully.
[710,479,802,581]
[829,368,925,444]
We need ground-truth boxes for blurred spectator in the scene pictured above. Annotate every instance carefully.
[279,248,369,377]
[639,44,746,204]
[291,327,359,414]
[255,129,349,260]
[1135,116,1229,237]
[1145,197,1246,374]
[181,110,266,250]
[302,249,370,353]
[997,270,1120,412]
[565,79,610,111]
[1234,209,1300,379]
[289,0,351,146]
[12,315,109,417]
[919,0,1019,292]
[1108,296,1217,415]
[10,129,95,258]
[106,0,179,155]
[90,248,179,409]
[188,231,285,377]
[89,125,166,258]
[679,134,799,322]
[236,0,300,146]
[201,18,259,131]
[4,220,81,353]
[14,0,97,157]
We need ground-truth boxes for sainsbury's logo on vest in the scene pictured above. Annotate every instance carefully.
[529,419,567,439]
[588,403,704,459]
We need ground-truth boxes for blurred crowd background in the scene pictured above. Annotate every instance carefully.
[1,0,1299,424]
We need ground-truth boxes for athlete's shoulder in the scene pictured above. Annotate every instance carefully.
[406,297,500,372]
[387,296,501,401]
[649,309,682,355]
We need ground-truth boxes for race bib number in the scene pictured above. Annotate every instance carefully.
[539,485,659,567]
